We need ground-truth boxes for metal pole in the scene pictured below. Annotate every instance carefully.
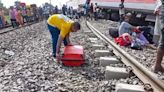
[50,0,52,14]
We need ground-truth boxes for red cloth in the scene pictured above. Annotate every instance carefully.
[114,34,131,46]
[133,28,141,33]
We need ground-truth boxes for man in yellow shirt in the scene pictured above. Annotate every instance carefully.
[47,14,81,58]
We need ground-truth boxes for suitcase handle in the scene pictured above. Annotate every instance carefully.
[61,58,85,61]
[67,44,74,46]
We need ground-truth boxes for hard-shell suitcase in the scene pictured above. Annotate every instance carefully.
[61,45,85,66]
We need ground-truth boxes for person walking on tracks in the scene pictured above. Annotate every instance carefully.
[154,0,164,72]
[47,14,81,59]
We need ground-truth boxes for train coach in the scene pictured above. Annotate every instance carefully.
[67,0,158,25]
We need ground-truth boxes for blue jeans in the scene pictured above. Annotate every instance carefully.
[47,24,68,56]
[0,16,3,28]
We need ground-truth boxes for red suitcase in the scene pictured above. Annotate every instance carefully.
[61,45,85,66]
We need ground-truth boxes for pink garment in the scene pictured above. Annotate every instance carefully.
[16,10,23,26]
[22,10,26,15]
[9,9,16,19]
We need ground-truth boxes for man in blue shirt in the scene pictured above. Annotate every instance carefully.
[119,13,134,36]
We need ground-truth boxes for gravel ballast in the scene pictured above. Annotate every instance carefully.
[0,20,144,91]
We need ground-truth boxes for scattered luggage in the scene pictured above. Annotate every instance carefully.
[61,45,85,66]
[114,33,131,46]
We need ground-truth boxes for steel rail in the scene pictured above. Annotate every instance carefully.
[0,21,41,35]
[86,21,164,92]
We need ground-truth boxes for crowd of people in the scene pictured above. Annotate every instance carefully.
[0,2,60,29]
[0,0,103,29]
[61,2,101,21]
[0,6,38,28]
[81,1,101,20]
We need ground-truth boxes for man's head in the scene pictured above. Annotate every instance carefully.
[71,22,81,32]
[124,13,132,22]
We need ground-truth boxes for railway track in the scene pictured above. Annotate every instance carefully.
[0,20,163,91]
[86,21,164,92]
[0,21,41,35]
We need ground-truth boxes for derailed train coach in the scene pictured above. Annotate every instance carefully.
[67,0,157,25]
[91,0,157,25]
[66,0,86,9]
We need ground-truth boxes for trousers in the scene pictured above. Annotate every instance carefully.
[47,24,68,56]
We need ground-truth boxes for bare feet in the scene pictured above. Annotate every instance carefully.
[146,44,157,50]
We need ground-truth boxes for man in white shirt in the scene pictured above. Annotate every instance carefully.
[153,0,162,45]
[154,0,164,72]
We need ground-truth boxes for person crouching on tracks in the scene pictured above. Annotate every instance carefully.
[154,0,164,73]
[47,14,81,60]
